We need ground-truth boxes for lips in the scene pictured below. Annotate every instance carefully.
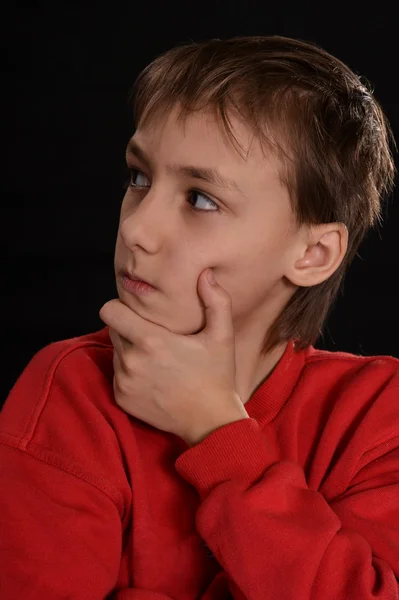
[122,269,155,288]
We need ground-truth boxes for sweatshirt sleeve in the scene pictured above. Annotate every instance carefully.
[0,444,125,599]
[0,341,132,600]
[174,367,399,600]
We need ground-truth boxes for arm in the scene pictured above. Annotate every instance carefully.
[0,340,132,600]
[175,376,399,599]
[0,445,182,600]
[0,443,124,599]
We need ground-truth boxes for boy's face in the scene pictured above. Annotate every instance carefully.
[114,104,300,340]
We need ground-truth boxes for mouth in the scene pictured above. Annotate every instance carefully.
[121,269,155,288]
[119,269,157,296]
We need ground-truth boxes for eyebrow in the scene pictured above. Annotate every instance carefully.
[126,138,244,195]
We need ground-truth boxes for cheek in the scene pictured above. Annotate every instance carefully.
[227,240,287,296]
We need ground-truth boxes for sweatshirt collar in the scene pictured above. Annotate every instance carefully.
[244,340,307,426]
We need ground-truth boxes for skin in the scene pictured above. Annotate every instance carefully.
[114,104,348,405]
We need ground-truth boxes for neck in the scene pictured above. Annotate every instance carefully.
[235,340,288,405]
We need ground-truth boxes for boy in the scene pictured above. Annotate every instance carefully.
[0,35,397,599]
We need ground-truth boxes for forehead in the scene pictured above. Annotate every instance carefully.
[133,104,280,180]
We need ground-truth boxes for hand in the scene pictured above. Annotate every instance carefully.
[99,268,249,446]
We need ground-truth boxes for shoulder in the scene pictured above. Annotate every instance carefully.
[302,343,399,386]
[24,325,113,377]
[0,325,119,453]
[5,326,114,404]
[0,325,130,515]
[299,344,399,457]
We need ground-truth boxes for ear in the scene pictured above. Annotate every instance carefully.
[285,222,348,288]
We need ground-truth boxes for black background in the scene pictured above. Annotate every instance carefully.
[3,2,399,405]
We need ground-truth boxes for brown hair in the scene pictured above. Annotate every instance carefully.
[128,35,396,354]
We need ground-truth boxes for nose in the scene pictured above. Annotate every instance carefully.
[119,190,171,251]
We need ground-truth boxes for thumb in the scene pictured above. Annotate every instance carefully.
[198,269,235,343]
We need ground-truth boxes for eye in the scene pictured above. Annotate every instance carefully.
[187,190,219,213]
[123,167,220,214]
[123,167,149,189]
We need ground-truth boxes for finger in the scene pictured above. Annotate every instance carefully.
[109,327,126,358]
[100,298,161,349]
[111,334,132,376]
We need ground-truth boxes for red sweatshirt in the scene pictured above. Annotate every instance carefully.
[0,326,398,599]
